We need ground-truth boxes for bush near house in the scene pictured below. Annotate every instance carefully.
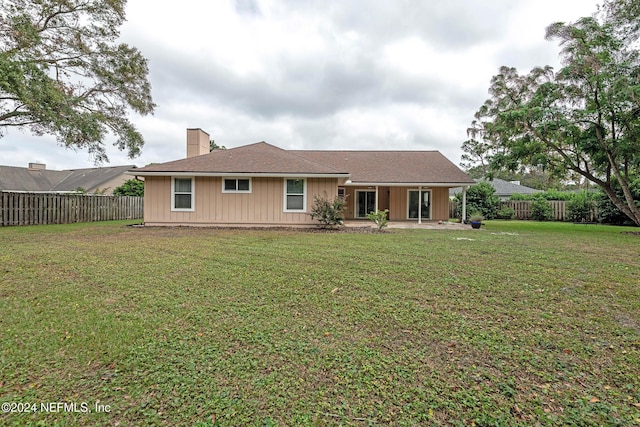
[309,194,347,228]
[454,181,500,219]
[366,209,389,230]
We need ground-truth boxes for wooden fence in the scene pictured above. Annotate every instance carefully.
[449,200,597,221]
[0,192,143,226]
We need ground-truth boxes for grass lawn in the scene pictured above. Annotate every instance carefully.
[1,220,639,426]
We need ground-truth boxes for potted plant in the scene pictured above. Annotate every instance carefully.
[469,213,484,229]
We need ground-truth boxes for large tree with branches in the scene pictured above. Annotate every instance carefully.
[464,0,640,226]
[0,0,155,163]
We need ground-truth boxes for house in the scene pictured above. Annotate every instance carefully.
[450,178,542,201]
[484,179,542,200]
[0,163,136,194]
[128,128,475,227]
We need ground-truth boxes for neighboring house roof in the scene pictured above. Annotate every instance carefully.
[50,165,136,192]
[132,142,475,186]
[0,165,71,192]
[483,178,542,198]
[450,178,542,198]
[293,150,475,185]
[0,164,135,192]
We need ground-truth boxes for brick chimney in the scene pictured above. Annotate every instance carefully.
[28,163,46,170]
[186,128,210,158]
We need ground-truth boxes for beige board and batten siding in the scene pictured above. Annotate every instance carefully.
[143,176,338,226]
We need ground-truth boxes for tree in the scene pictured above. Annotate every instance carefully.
[0,0,155,163]
[464,2,640,226]
[113,179,144,197]
[210,139,226,151]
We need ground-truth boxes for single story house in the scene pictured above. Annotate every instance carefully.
[128,128,475,227]
[0,163,136,195]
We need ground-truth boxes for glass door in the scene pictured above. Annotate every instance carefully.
[408,190,431,219]
[356,190,376,218]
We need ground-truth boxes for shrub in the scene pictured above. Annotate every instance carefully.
[455,182,500,219]
[510,190,573,201]
[567,191,596,222]
[309,194,347,228]
[530,197,553,221]
[596,177,640,225]
[113,179,144,197]
[495,206,515,220]
[367,209,389,230]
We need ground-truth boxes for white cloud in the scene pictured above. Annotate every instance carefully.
[0,0,602,170]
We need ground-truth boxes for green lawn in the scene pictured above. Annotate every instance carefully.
[1,220,639,426]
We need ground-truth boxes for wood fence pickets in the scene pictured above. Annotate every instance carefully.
[0,192,143,226]
[449,200,598,222]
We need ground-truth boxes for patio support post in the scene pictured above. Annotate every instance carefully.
[375,186,379,212]
[418,186,422,224]
[462,186,468,223]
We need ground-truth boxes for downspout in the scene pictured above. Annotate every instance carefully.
[418,186,422,224]
[462,186,468,223]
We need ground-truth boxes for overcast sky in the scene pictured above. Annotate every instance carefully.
[1,0,601,170]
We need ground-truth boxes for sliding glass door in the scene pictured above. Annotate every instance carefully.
[356,190,376,218]
[408,190,431,220]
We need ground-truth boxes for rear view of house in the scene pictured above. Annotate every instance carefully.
[129,129,475,227]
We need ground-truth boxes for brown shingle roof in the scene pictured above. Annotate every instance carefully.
[132,142,474,185]
[294,150,475,185]
[134,142,348,175]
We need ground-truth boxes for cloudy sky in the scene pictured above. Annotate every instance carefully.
[1,0,601,170]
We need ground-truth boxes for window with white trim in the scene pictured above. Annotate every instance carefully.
[172,177,194,211]
[284,178,306,211]
[223,178,251,193]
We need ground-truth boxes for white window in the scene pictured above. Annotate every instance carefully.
[172,177,194,211]
[284,178,306,212]
[223,178,251,193]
